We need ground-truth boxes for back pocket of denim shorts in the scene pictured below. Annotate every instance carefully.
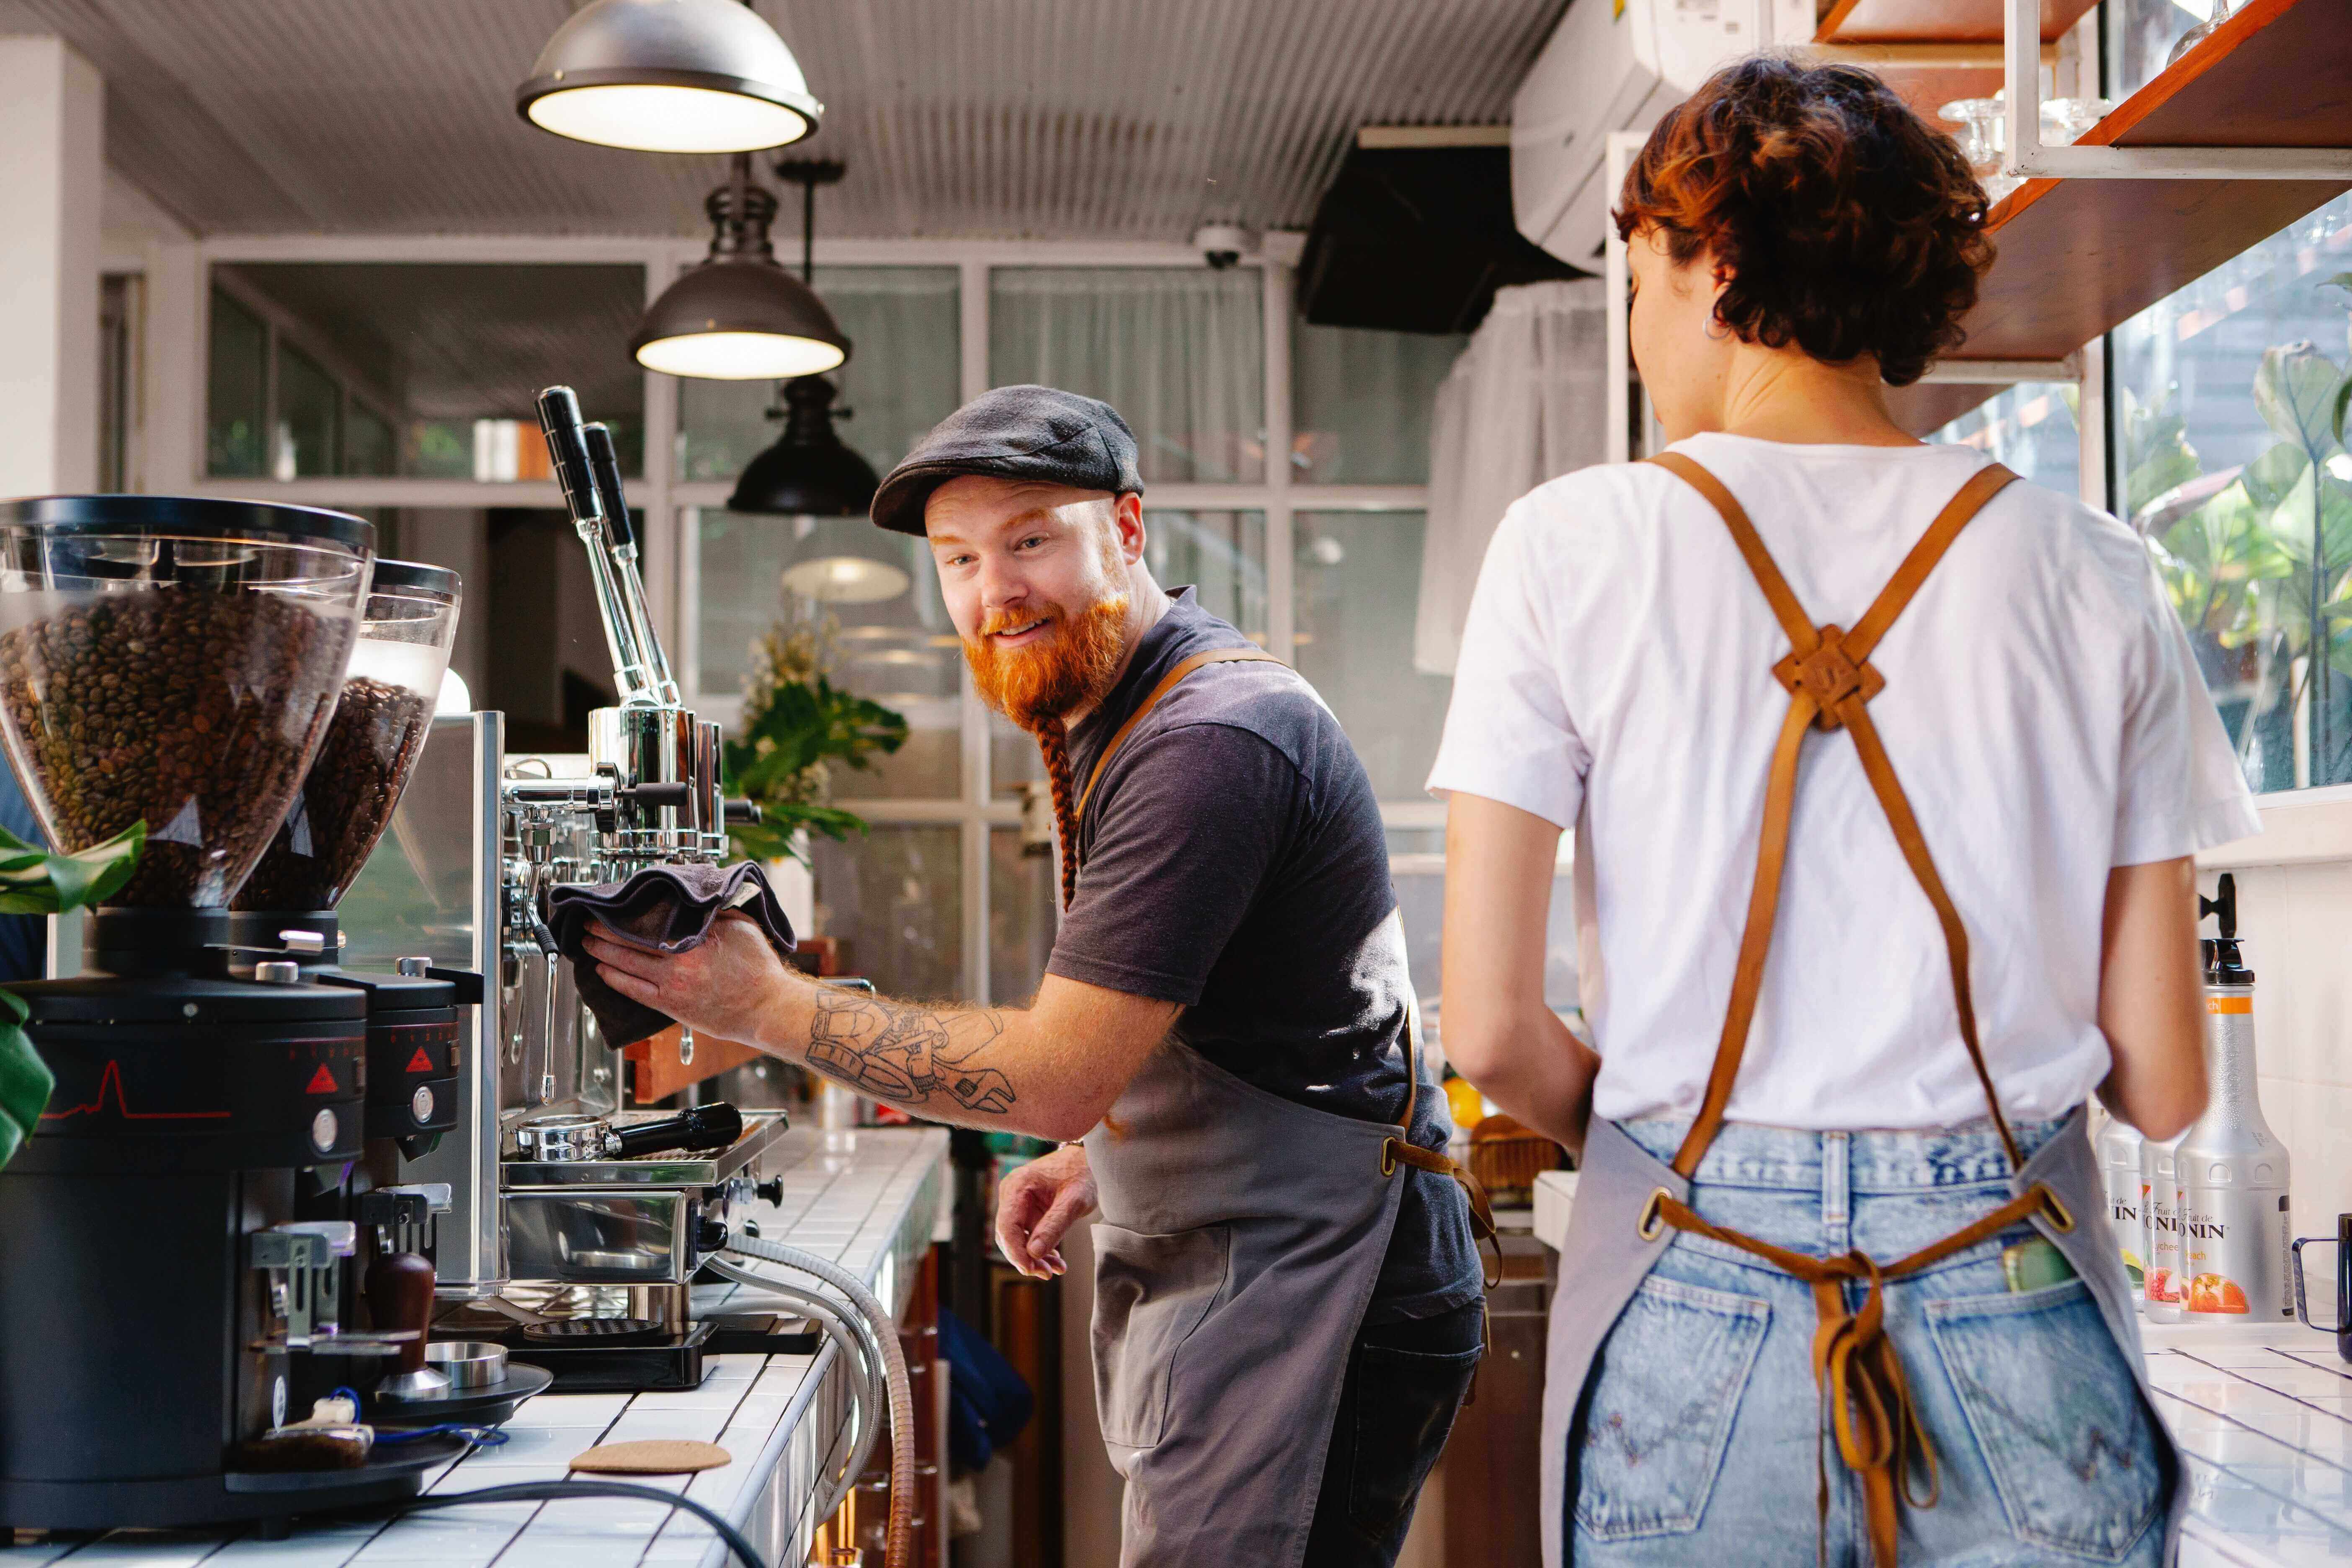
[1575,1274,1771,1541]
[1926,1278,2164,1561]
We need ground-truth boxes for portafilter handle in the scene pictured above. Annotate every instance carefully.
[609,1102,745,1160]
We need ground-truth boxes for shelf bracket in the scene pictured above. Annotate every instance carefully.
[2003,0,2352,182]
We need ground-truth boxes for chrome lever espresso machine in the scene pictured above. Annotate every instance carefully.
[363,387,797,1391]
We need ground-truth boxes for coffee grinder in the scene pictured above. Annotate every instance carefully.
[0,498,462,1531]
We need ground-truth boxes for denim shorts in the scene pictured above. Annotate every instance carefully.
[1569,1117,2171,1568]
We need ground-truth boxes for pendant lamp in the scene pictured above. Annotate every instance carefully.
[631,155,849,380]
[727,161,881,531]
[517,0,822,155]
[779,516,912,605]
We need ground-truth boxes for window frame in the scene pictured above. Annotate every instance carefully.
[151,234,1445,1001]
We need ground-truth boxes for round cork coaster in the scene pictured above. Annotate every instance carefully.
[568,1440,733,1475]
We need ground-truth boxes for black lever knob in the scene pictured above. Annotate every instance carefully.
[723,797,762,827]
[622,782,692,810]
[609,1101,744,1160]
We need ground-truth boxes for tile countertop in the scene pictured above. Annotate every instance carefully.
[2,1126,949,1568]
[1531,1171,2352,1564]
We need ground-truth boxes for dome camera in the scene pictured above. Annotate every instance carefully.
[1192,224,1256,270]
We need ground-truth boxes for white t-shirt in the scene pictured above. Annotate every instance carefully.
[1426,433,2261,1130]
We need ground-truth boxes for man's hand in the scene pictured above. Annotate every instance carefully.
[995,1143,1098,1280]
[583,912,809,1052]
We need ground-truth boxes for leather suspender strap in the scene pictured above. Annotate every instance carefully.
[1073,647,1285,825]
[1644,453,2026,1176]
[1065,642,1497,1261]
[1632,453,2067,1568]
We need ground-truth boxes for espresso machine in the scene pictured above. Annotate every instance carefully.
[338,388,797,1391]
[0,498,472,1530]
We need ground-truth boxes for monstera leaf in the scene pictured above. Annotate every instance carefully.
[2255,343,2347,459]
[0,819,144,1169]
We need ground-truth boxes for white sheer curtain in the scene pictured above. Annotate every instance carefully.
[1416,280,1609,675]
[989,268,1265,483]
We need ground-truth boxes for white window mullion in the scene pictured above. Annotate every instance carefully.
[959,258,993,997]
[1263,259,1296,663]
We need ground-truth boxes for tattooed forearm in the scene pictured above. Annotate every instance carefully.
[804,989,1018,1117]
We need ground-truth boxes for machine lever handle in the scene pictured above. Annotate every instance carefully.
[621,782,692,810]
[610,1102,744,1160]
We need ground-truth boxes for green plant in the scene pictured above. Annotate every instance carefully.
[0,820,145,1170]
[722,624,908,864]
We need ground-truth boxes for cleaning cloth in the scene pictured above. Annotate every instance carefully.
[546,861,798,1047]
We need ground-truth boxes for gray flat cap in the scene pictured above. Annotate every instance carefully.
[870,384,1144,536]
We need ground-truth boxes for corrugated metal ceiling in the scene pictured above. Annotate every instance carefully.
[0,0,1568,239]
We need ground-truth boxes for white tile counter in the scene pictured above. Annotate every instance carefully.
[2,1127,947,1568]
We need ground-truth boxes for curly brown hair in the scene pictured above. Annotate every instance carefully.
[1613,56,1994,387]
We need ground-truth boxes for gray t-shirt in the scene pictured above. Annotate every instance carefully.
[1048,589,1481,1323]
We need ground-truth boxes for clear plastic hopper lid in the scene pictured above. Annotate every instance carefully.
[234,560,462,914]
[0,497,374,908]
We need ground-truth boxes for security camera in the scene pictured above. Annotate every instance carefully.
[1193,224,1256,269]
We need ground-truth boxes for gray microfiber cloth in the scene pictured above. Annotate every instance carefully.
[546,861,798,1047]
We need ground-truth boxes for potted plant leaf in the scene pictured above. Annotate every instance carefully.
[722,623,908,865]
[0,820,145,1171]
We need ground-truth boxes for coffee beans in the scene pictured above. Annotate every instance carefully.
[235,675,434,913]
[0,591,352,906]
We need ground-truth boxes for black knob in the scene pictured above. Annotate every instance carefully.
[608,1101,744,1160]
[622,782,692,810]
[754,1176,783,1206]
[724,798,763,827]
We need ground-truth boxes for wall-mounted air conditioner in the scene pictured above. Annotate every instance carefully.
[1511,0,1814,268]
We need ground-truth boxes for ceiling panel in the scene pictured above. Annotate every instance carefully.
[0,0,1567,240]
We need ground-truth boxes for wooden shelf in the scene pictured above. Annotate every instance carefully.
[1817,0,2093,44]
[1903,0,2352,426]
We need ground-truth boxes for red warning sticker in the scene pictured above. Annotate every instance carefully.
[407,1047,435,1073]
[304,1063,339,1095]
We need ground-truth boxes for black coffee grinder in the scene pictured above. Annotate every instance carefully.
[0,498,460,1531]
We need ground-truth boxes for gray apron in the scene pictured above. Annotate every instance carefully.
[1064,648,1488,1568]
[1083,1031,1414,1567]
[1537,454,2186,1567]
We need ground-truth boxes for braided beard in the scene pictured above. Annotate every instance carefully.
[964,593,1132,910]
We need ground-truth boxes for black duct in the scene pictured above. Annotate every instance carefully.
[1296,142,1586,336]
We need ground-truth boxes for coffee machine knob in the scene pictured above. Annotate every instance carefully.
[255,960,302,984]
[396,956,432,977]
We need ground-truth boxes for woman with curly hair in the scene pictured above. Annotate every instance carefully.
[1431,57,2254,1566]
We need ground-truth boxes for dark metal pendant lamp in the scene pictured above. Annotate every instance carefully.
[727,160,879,521]
[631,153,851,381]
[517,0,822,154]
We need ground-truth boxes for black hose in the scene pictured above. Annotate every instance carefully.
[394,1479,767,1568]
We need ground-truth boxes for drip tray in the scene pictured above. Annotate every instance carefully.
[502,1318,714,1392]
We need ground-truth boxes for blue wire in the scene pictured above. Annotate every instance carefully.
[374,1423,510,1447]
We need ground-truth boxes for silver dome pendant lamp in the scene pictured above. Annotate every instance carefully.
[516,0,822,155]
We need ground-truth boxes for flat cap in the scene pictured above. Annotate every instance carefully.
[871,384,1144,536]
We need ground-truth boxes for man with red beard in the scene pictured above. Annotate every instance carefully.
[585,385,1485,1568]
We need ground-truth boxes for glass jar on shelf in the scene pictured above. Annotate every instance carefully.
[2041,96,2115,145]
[1939,95,2022,203]
[2167,0,2233,67]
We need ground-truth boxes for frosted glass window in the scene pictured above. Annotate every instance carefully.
[677,267,961,482]
[274,340,340,479]
[810,826,964,1001]
[207,288,268,478]
[1294,511,1453,801]
[990,827,1059,1007]
[1930,383,2079,496]
[1292,317,1465,483]
[990,268,1264,483]
[696,510,961,800]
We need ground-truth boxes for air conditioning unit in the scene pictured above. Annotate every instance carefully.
[1511,0,1814,268]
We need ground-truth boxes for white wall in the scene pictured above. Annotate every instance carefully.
[0,36,103,497]
[2196,859,2352,1246]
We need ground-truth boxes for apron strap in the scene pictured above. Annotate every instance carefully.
[1640,453,2022,1178]
[1073,646,1287,828]
[1062,644,1501,1272]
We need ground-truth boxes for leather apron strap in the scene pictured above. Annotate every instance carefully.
[1636,452,2075,1568]
[1065,644,1500,1262]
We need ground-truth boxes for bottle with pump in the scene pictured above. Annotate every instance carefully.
[2144,1127,2187,1320]
[2179,873,2293,1318]
[2098,1109,2147,1298]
